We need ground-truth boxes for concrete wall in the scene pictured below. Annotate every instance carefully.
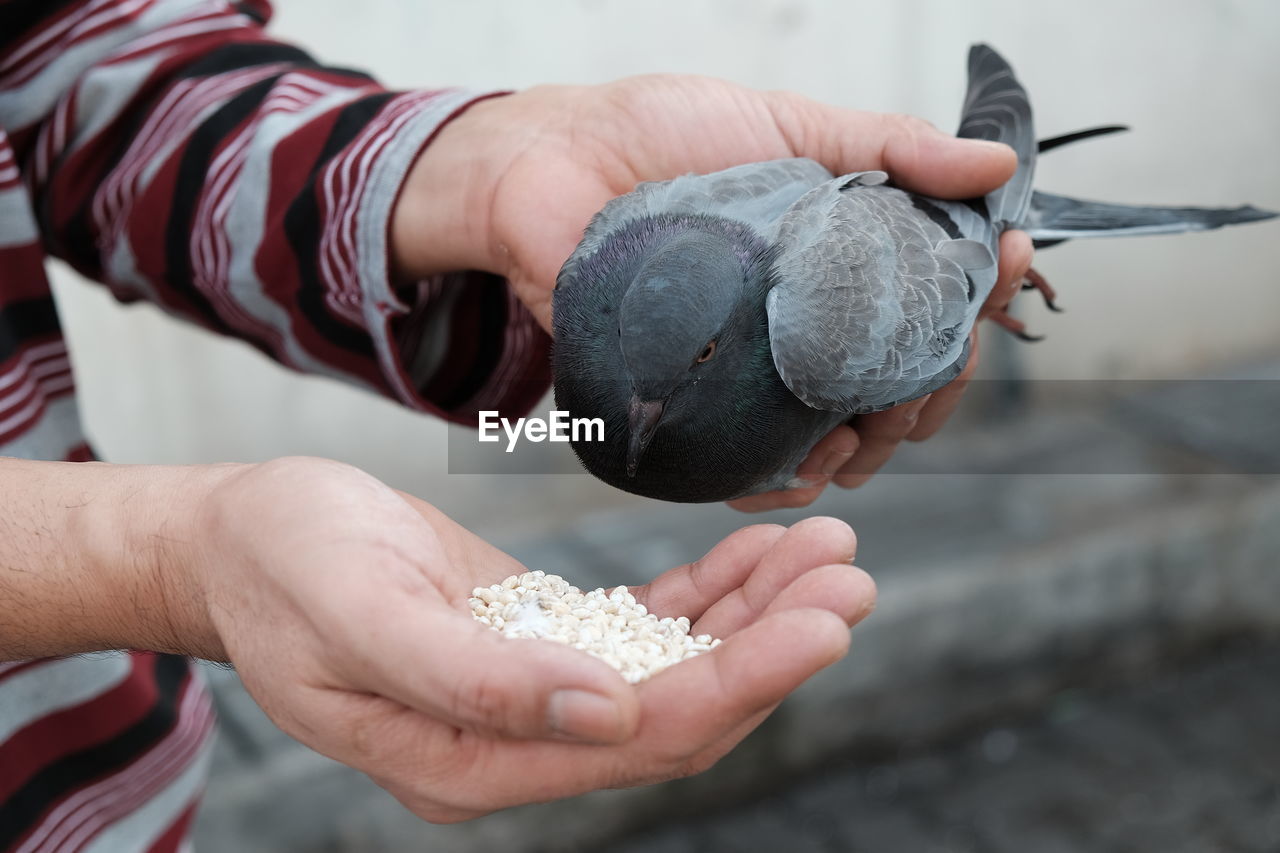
[49,0,1280,528]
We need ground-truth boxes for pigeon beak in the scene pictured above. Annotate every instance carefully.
[626,395,665,477]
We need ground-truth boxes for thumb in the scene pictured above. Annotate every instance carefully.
[342,598,639,745]
[768,94,1018,198]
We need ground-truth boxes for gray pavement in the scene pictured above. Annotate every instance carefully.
[615,637,1280,853]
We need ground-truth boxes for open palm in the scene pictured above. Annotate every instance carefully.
[197,458,873,822]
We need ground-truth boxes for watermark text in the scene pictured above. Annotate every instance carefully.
[477,410,605,453]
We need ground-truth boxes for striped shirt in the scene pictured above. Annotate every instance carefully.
[1,1,550,849]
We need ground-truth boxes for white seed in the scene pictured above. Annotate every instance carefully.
[468,572,721,682]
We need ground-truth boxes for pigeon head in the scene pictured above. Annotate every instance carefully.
[553,215,814,502]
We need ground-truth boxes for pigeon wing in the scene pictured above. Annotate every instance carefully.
[766,177,993,413]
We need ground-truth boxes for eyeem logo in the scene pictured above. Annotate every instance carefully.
[478,411,605,453]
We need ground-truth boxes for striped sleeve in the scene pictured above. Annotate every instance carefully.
[0,653,214,853]
[1,0,551,426]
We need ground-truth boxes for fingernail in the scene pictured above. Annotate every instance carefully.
[548,689,626,744]
[966,139,1014,153]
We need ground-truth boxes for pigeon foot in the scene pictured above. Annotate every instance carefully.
[1021,267,1062,312]
[991,309,1045,343]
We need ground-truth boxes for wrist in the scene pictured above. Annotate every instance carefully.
[390,93,512,282]
[0,460,242,661]
[70,462,243,660]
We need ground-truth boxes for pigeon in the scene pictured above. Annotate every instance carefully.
[551,44,1277,503]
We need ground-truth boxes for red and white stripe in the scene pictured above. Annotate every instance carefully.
[0,0,157,88]
[92,63,289,270]
[0,341,75,445]
[191,117,272,334]
[16,676,215,853]
[27,88,74,196]
[0,144,20,187]
[190,73,359,345]
[0,655,133,748]
[102,5,257,66]
[318,90,441,324]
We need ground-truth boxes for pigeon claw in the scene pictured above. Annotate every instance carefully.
[992,310,1045,343]
[1021,267,1062,312]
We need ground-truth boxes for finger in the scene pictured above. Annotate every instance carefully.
[631,523,787,620]
[690,517,859,637]
[792,424,860,485]
[335,589,638,746]
[726,485,821,513]
[726,425,859,512]
[695,560,875,639]
[907,330,980,441]
[627,607,850,773]
[684,563,877,768]
[755,562,877,629]
[981,229,1035,319]
[834,394,933,489]
[386,606,851,811]
[768,95,1018,198]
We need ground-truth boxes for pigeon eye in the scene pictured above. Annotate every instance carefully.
[696,340,718,363]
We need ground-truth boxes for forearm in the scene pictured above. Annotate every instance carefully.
[0,459,233,661]
[3,2,546,426]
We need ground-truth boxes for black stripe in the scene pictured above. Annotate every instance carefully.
[436,274,508,410]
[909,195,964,240]
[232,1,268,25]
[282,92,397,360]
[172,40,376,84]
[0,0,81,54]
[962,196,988,219]
[173,41,317,80]
[1038,124,1129,154]
[0,654,191,849]
[0,297,62,365]
[164,75,284,339]
[51,41,366,278]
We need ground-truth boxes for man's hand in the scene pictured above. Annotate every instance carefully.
[2,457,872,821]
[190,458,873,821]
[392,76,1034,510]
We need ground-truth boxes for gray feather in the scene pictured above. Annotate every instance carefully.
[560,159,832,286]
[1024,190,1279,240]
[766,180,987,413]
[958,43,1035,229]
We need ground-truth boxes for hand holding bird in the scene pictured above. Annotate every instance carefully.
[393,73,1034,508]
[549,46,1276,504]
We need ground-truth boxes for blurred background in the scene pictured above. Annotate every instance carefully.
[44,0,1280,850]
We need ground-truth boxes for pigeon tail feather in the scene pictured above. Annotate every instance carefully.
[1024,191,1279,242]
[957,44,1035,230]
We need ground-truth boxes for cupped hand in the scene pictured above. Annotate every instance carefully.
[188,457,874,822]
[393,76,1035,510]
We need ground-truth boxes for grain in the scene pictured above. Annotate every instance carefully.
[469,571,722,683]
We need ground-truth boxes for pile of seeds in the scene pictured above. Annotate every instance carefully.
[469,571,721,683]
